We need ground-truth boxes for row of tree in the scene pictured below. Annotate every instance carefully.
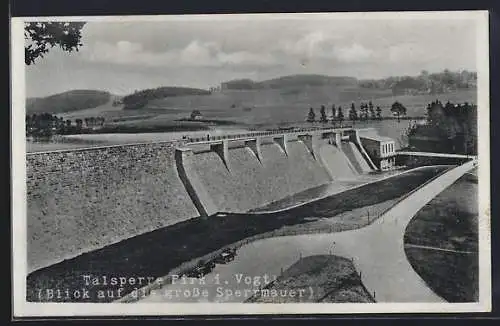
[26,113,105,136]
[306,101,384,123]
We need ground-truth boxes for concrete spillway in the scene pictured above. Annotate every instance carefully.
[341,141,373,174]
[318,142,358,179]
[177,127,379,215]
[183,141,333,214]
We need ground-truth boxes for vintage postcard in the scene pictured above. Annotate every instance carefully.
[11,11,491,317]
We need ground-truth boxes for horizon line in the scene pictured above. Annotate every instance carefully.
[26,68,477,99]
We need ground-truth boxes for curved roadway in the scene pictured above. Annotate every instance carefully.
[140,160,476,303]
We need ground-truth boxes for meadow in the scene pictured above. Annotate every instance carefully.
[58,87,476,128]
[26,86,476,152]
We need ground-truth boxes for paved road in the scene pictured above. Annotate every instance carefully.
[140,160,475,303]
[344,159,475,302]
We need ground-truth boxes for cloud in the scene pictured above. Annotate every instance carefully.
[281,31,331,58]
[387,43,427,63]
[280,32,375,63]
[333,43,375,62]
[83,40,277,68]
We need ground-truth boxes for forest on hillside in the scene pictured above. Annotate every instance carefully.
[26,90,111,114]
[359,69,477,95]
[122,86,211,110]
[220,75,358,90]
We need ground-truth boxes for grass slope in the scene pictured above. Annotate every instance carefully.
[246,255,374,303]
[26,90,111,114]
[404,170,478,302]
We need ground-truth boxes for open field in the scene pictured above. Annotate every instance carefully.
[25,86,475,153]
[42,87,475,128]
[246,255,374,303]
[27,166,447,302]
[404,170,478,302]
[141,88,475,126]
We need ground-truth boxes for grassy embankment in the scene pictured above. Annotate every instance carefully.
[246,255,375,303]
[27,166,448,302]
[404,169,478,302]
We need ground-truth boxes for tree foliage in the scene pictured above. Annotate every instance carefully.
[26,112,105,137]
[337,106,344,122]
[368,101,376,120]
[376,106,382,119]
[319,105,328,123]
[348,103,358,121]
[307,107,316,122]
[408,100,477,154]
[26,90,110,114]
[24,22,86,65]
[359,69,477,95]
[391,101,407,121]
[122,87,211,110]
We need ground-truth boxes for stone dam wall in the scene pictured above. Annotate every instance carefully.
[27,130,376,272]
[27,142,199,273]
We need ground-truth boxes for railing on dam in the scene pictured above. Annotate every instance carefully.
[396,151,473,159]
[186,125,354,143]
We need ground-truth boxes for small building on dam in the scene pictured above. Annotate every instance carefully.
[359,134,397,171]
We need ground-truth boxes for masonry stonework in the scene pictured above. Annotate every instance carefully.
[27,142,198,272]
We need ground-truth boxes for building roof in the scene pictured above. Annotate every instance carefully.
[358,129,395,142]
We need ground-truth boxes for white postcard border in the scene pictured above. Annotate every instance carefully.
[11,11,492,317]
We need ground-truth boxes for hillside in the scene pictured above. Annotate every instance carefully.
[221,74,358,90]
[122,86,211,110]
[26,90,111,114]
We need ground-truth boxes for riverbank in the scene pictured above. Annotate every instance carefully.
[246,255,375,303]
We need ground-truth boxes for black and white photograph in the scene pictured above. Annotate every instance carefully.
[11,11,491,316]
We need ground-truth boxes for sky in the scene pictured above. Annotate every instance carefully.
[23,13,481,98]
